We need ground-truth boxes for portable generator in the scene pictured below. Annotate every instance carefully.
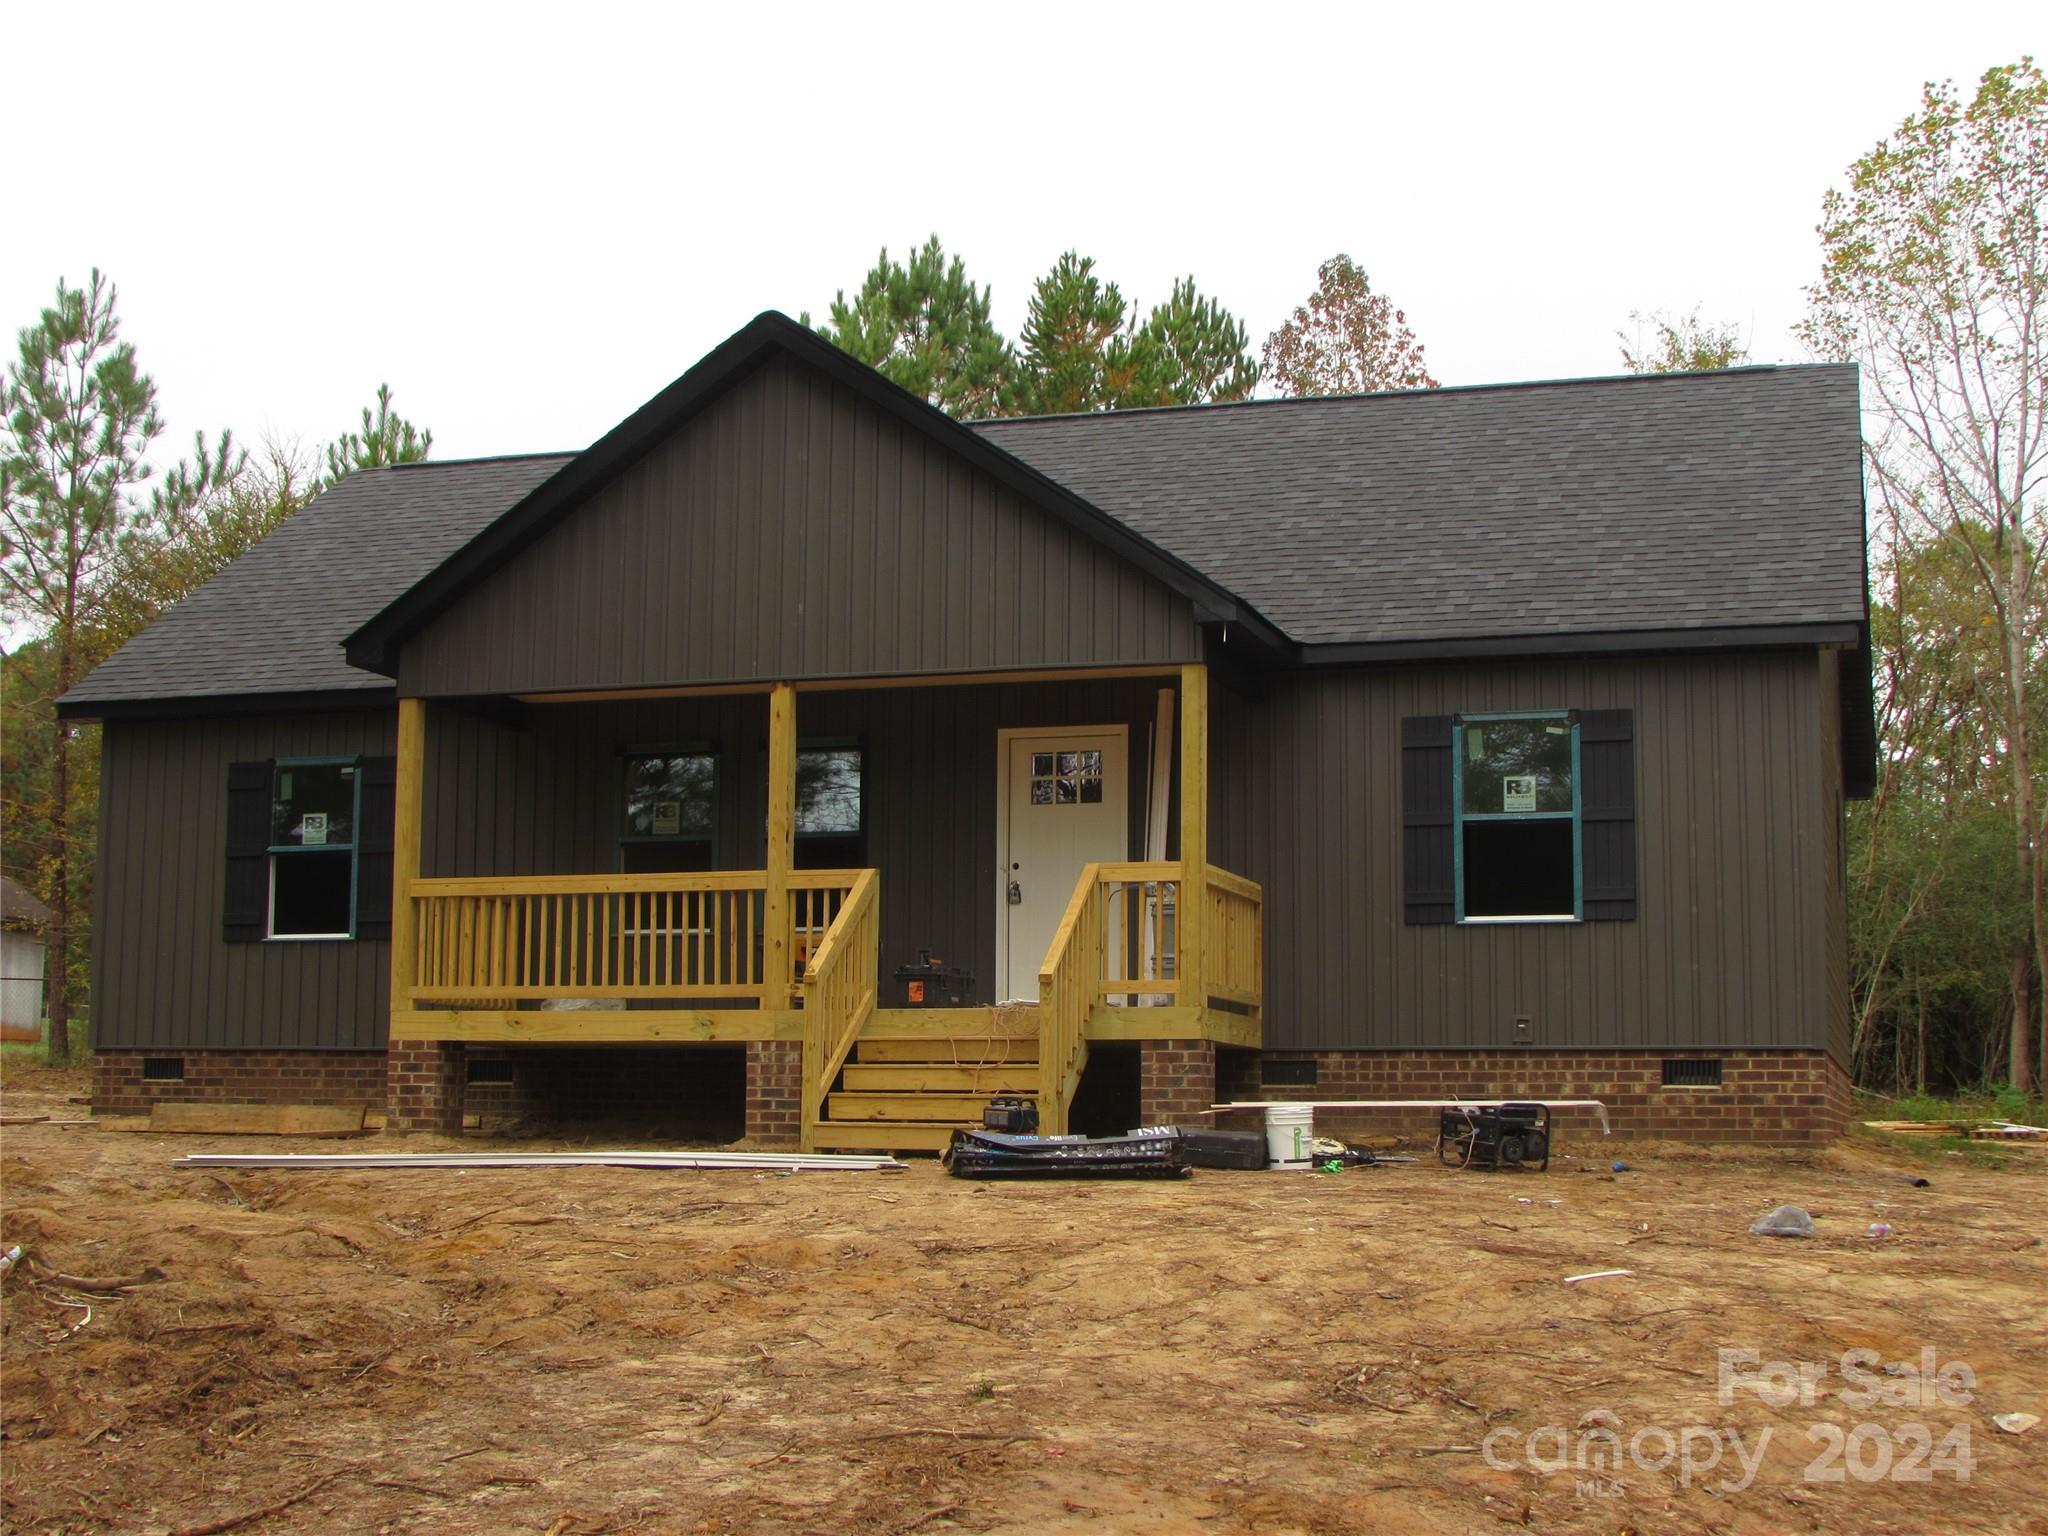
[1437,1102,1551,1171]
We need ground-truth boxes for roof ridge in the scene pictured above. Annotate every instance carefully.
[968,361,1849,429]
[387,449,578,470]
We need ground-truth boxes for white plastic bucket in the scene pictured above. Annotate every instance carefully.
[1265,1104,1314,1169]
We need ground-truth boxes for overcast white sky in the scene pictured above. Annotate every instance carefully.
[4,2,2040,466]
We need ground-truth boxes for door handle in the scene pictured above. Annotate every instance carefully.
[1007,879,1023,905]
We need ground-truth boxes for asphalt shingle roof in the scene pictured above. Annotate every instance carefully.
[62,453,572,707]
[63,362,1866,709]
[972,363,1866,647]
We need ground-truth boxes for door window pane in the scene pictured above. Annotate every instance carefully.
[1031,744,1106,810]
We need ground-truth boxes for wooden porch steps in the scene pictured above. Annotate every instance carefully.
[809,1007,1039,1154]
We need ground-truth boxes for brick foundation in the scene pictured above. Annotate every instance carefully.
[1214,1049,1852,1145]
[745,1039,802,1148]
[1138,1039,1218,1128]
[93,1049,387,1117]
[385,1040,464,1134]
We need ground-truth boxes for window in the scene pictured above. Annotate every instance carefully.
[1454,713,1580,922]
[796,745,863,869]
[269,760,359,938]
[620,750,717,873]
[1028,749,1104,806]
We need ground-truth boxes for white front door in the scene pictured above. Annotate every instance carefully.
[998,727,1128,1001]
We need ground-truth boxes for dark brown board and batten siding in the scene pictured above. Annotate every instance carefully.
[420,679,1169,1006]
[397,355,1201,698]
[91,710,395,1052]
[1210,651,1847,1062]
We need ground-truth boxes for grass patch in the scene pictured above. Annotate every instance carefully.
[0,1035,91,1073]
[1855,1087,2045,1126]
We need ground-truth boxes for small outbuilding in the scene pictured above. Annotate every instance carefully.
[1,873,51,1043]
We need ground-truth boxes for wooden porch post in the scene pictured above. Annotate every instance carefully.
[761,682,797,1007]
[1178,663,1208,1018]
[389,696,425,1021]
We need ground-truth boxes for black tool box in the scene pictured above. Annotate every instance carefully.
[944,1128,1190,1179]
[1129,1125,1267,1169]
[983,1097,1039,1133]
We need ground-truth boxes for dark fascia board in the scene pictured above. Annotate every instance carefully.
[1295,621,1865,668]
[1838,626,1878,801]
[344,311,1287,676]
[56,685,396,724]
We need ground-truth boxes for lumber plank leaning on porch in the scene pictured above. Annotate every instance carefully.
[762,682,796,1008]
[390,697,426,1014]
[1178,663,1208,1020]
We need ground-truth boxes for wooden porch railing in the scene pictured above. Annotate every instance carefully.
[1097,861,1181,1004]
[1036,866,1106,1136]
[1038,859,1263,1132]
[798,869,880,1150]
[1205,866,1264,1019]
[404,869,861,1007]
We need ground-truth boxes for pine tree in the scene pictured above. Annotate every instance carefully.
[324,383,432,484]
[1130,277,1260,406]
[814,237,1014,419]
[0,272,231,1057]
[1011,252,1145,415]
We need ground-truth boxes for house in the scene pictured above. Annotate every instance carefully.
[1,873,52,1043]
[60,312,1871,1145]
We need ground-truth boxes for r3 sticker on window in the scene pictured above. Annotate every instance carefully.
[1501,775,1537,812]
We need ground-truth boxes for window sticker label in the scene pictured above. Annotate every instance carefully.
[300,812,329,846]
[1502,776,1537,813]
[651,801,682,836]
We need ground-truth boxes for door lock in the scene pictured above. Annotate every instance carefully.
[1007,879,1023,905]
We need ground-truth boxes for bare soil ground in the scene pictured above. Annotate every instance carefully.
[3,1063,2044,1536]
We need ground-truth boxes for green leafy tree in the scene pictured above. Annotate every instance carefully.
[1800,57,2048,1092]
[0,272,235,1058]
[812,237,1014,419]
[1617,308,1749,373]
[1262,255,1438,396]
[324,383,432,484]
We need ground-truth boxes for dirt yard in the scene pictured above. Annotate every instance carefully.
[3,1065,2044,1536]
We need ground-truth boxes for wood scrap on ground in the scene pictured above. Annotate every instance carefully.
[148,1103,371,1136]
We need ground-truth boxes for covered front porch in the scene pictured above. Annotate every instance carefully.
[384,664,1262,1148]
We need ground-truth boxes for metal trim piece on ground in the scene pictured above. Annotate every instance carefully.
[1210,1098,1612,1135]
[173,1150,906,1172]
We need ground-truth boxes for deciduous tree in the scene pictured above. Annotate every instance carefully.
[1262,255,1437,396]
[1801,58,2048,1092]
[1617,308,1749,373]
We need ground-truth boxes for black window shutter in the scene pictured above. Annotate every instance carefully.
[1401,715,1456,924]
[223,761,273,942]
[354,755,399,941]
[1579,709,1637,921]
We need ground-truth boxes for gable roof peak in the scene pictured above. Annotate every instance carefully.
[342,311,1279,676]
